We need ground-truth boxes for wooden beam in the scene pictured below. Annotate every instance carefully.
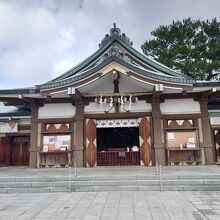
[82,92,152,97]
[151,91,162,103]
[68,87,83,103]
[162,92,200,100]
[201,89,214,98]
[208,90,220,100]
[18,95,36,104]
[194,89,216,101]
[152,91,161,98]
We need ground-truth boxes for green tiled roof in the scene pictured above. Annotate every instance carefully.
[194,81,220,87]
[37,25,195,90]
[0,87,39,95]
[0,102,17,114]
[0,102,30,117]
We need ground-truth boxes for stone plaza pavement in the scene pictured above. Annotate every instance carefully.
[0,166,220,219]
[0,191,220,220]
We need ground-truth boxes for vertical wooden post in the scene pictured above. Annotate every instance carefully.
[200,99,215,165]
[74,102,84,167]
[152,100,165,166]
[29,104,38,168]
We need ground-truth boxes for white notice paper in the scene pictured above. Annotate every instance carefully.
[167,132,175,141]
[188,138,195,143]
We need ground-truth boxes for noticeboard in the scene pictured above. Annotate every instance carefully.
[0,122,18,133]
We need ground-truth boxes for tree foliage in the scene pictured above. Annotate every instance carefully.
[141,18,220,80]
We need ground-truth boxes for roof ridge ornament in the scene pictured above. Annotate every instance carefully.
[99,23,133,48]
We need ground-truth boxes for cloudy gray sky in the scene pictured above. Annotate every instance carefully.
[0,0,220,89]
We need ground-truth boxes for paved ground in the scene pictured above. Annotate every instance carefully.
[0,191,220,220]
[0,166,220,219]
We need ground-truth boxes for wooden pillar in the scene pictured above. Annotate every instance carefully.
[74,102,84,167]
[29,104,38,168]
[200,99,215,165]
[152,100,165,166]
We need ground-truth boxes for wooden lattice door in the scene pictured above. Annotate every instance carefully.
[0,137,11,165]
[10,136,30,165]
[139,117,152,166]
[85,119,97,167]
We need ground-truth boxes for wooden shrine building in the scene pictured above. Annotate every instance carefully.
[1,24,220,168]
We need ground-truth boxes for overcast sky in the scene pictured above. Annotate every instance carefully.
[0,0,220,89]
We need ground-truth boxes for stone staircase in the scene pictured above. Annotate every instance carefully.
[0,174,220,193]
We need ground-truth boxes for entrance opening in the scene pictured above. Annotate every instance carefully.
[97,127,139,150]
[97,127,140,166]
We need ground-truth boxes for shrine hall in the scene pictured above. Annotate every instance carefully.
[1,24,220,168]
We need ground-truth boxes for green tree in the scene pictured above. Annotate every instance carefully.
[141,18,220,80]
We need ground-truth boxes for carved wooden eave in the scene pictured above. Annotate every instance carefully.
[126,71,193,92]
[40,72,102,97]
[38,61,194,95]
[38,59,194,100]
[193,89,218,102]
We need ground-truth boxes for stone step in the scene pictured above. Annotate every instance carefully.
[0,184,220,193]
[1,174,220,182]
[0,179,219,192]
[73,179,220,186]
[0,179,220,188]
[0,174,220,193]
[74,185,220,192]
[0,181,72,188]
[0,186,70,193]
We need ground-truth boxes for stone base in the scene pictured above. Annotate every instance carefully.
[203,147,215,165]
[154,148,166,166]
[29,151,37,168]
[72,150,84,167]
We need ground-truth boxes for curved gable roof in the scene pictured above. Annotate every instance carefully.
[36,24,195,90]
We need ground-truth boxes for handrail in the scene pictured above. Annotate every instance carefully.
[155,153,160,175]
[155,153,163,191]
[68,147,78,193]
[159,165,163,192]
[68,164,71,192]
[68,150,72,193]
[73,150,77,177]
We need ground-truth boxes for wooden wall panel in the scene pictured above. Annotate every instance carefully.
[139,117,152,166]
[85,119,97,167]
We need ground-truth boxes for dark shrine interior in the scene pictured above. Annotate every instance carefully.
[97,127,139,151]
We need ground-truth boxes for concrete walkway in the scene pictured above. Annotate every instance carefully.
[0,166,220,219]
[0,191,220,219]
